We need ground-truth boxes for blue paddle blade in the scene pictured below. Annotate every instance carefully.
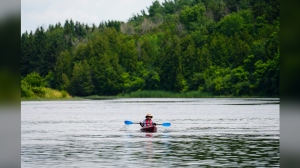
[124,120,134,125]
[162,122,171,127]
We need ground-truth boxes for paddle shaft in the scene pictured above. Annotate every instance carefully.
[124,120,171,127]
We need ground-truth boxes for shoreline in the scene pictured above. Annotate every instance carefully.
[21,95,279,101]
[21,90,279,101]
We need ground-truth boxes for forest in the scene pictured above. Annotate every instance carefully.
[21,0,279,98]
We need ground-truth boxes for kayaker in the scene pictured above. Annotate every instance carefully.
[140,114,156,127]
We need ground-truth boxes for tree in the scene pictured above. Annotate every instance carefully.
[74,21,86,37]
[69,60,94,96]
[230,66,251,95]
[53,50,72,90]
[253,53,279,96]
[32,27,48,76]
[119,38,138,72]
[22,72,46,87]
[148,0,163,17]
[205,0,228,21]
[217,12,244,36]
[208,33,230,67]
[180,35,200,80]
[90,53,123,95]
[44,28,66,76]
[159,35,182,91]
[138,34,160,67]
[21,31,34,77]
[179,3,207,30]
[143,69,160,90]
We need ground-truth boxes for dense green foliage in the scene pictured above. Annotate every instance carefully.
[21,72,71,99]
[21,0,279,97]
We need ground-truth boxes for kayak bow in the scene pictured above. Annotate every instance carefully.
[140,126,157,132]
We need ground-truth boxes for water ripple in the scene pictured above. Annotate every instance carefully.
[22,98,279,167]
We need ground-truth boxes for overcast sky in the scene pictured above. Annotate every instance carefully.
[21,0,165,34]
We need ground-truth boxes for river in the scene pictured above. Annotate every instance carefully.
[21,98,279,167]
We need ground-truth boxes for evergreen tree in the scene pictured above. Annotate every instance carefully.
[69,60,94,96]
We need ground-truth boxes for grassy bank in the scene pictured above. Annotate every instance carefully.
[21,87,74,101]
[21,97,84,101]
[22,89,278,101]
[84,95,117,100]
[116,90,275,98]
[117,90,215,98]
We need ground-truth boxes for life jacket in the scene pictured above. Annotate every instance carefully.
[144,119,153,127]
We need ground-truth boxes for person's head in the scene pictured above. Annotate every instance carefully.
[145,114,153,119]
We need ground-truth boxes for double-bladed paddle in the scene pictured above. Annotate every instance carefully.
[124,120,171,127]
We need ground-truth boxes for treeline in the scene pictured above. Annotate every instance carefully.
[21,0,279,97]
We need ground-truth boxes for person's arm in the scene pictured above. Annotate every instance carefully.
[139,122,144,127]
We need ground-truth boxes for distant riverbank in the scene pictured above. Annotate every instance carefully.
[21,90,278,101]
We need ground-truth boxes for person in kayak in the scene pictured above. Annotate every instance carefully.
[140,114,156,127]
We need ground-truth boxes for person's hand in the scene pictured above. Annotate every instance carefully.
[153,123,156,126]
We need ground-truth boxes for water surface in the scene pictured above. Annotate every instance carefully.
[22,98,279,167]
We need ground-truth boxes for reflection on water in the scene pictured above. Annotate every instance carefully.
[22,98,279,167]
[120,133,279,167]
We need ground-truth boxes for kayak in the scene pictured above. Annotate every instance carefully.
[140,126,157,132]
